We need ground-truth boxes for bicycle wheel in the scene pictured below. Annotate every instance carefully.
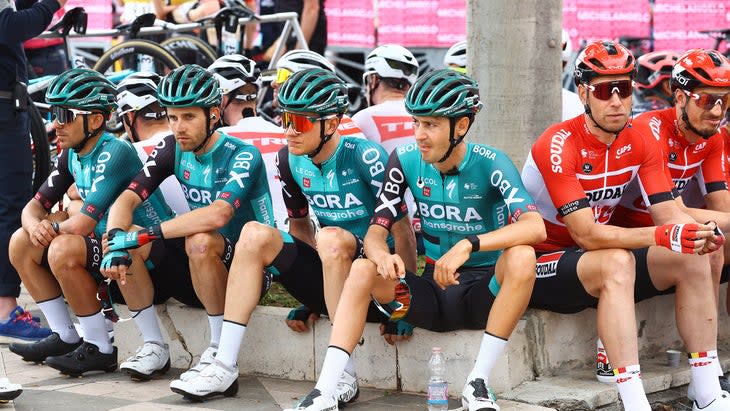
[160,35,218,67]
[29,101,51,192]
[93,39,181,75]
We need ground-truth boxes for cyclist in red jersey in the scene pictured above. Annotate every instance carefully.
[521,40,728,411]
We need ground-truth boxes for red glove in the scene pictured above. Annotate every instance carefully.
[654,223,701,254]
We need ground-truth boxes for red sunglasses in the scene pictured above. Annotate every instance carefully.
[282,111,337,133]
[587,80,633,101]
[683,90,730,111]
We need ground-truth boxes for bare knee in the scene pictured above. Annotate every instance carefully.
[347,259,378,294]
[8,227,32,267]
[185,232,219,262]
[498,245,536,284]
[599,249,635,292]
[235,222,279,257]
[316,227,355,262]
[47,235,86,281]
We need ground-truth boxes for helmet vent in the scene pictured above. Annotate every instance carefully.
[603,41,618,55]
[694,67,712,82]
[588,58,606,70]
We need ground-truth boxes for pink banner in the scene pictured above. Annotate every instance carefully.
[325,0,375,48]
[563,0,651,53]
[653,0,730,52]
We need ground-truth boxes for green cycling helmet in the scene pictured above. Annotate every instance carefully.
[405,69,482,118]
[46,67,117,112]
[158,64,222,108]
[277,68,348,115]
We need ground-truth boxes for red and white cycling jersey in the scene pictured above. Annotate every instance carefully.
[611,108,726,228]
[219,117,289,230]
[336,115,366,139]
[522,114,674,252]
[134,131,190,216]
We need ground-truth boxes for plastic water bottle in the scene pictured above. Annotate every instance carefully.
[427,347,448,411]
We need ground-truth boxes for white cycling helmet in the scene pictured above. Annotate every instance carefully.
[208,54,261,96]
[363,44,419,85]
[562,29,572,64]
[116,72,161,115]
[443,40,467,72]
[276,49,335,73]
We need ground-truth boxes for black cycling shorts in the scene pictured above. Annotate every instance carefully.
[399,263,497,332]
[529,247,664,314]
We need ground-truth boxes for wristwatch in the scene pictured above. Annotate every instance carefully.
[466,234,480,253]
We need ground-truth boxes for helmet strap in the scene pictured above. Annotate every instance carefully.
[73,114,105,152]
[437,117,468,163]
[366,75,380,107]
[307,116,340,159]
[123,112,141,143]
[193,107,216,154]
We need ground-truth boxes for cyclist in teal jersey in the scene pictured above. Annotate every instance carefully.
[101,64,274,387]
[286,70,546,411]
[7,67,175,377]
[165,68,415,404]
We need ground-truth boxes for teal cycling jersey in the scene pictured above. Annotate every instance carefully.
[35,133,174,237]
[128,131,274,240]
[276,136,393,243]
[371,142,538,267]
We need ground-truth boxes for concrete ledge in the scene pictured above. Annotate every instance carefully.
[107,284,730,409]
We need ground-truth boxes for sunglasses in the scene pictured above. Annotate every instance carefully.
[51,106,92,125]
[282,111,336,133]
[587,80,633,100]
[372,278,411,321]
[683,90,730,111]
[275,68,292,85]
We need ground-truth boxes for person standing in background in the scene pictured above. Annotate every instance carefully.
[20,0,67,78]
[0,0,63,343]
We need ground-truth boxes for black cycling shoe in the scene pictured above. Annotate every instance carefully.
[45,342,118,377]
[9,333,82,363]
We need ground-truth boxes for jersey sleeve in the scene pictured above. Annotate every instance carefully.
[80,141,141,221]
[128,134,175,202]
[370,149,409,230]
[698,135,728,194]
[530,131,590,216]
[275,146,309,218]
[492,149,538,221]
[354,140,389,200]
[635,132,675,206]
[216,145,265,209]
[34,149,74,211]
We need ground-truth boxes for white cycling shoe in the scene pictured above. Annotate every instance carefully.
[0,378,22,402]
[335,370,359,405]
[119,341,170,381]
[178,345,217,382]
[169,359,238,401]
[462,377,500,411]
[283,388,338,411]
[692,391,730,410]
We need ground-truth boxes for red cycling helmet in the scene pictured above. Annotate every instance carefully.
[635,50,680,89]
[671,49,730,91]
[573,40,636,86]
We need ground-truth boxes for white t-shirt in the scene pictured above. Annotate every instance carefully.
[562,89,584,121]
[352,99,417,220]
[133,131,190,216]
[219,117,289,231]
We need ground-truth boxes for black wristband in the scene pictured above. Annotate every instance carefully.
[147,224,164,240]
[466,234,480,253]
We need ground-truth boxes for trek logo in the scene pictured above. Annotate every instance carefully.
[535,251,563,278]
[338,117,362,136]
[615,144,632,159]
[490,170,524,209]
[373,115,414,141]
[586,185,624,203]
[549,129,571,173]
[307,193,363,209]
[418,203,482,222]
[228,132,287,154]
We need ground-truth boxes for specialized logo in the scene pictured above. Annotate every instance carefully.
[535,251,563,278]
[446,180,456,200]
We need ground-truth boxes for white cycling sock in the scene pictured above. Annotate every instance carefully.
[467,332,507,384]
[615,365,650,411]
[315,346,350,397]
[344,353,356,376]
[78,312,113,354]
[38,296,79,343]
[208,314,223,348]
[690,350,722,408]
[131,305,163,344]
[215,320,246,368]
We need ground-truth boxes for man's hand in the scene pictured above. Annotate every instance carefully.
[379,320,414,346]
[107,225,162,252]
[699,221,725,255]
[654,223,713,254]
[375,254,405,281]
[29,219,59,248]
[100,250,132,285]
[285,305,319,332]
[433,239,472,289]
[56,0,69,8]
